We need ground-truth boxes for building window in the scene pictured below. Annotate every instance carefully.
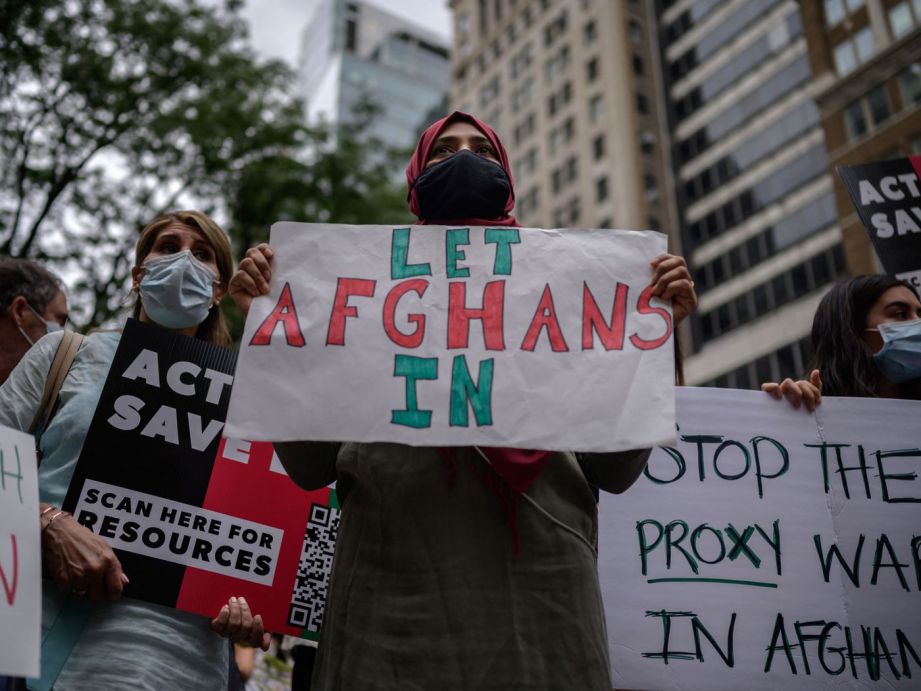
[589,94,603,122]
[562,117,575,145]
[511,43,534,79]
[888,1,921,39]
[632,54,644,75]
[833,40,857,76]
[832,26,875,75]
[565,156,578,182]
[898,65,921,107]
[511,77,534,109]
[628,20,642,43]
[544,45,570,83]
[345,15,358,51]
[480,77,500,108]
[587,58,599,81]
[841,108,862,143]
[824,0,865,26]
[593,135,605,160]
[544,10,568,47]
[596,176,609,202]
[584,20,597,44]
[640,131,655,154]
[644,174,658,201]
[479,0,489,34]
[636,93,648,114]
[866,85,891,125]
[568,196,581,225]
[519,186,539,218]
[855,25,874,62]
[513,112,535,145]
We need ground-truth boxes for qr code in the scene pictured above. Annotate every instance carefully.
[288,503,340,632]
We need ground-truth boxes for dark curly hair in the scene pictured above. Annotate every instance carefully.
[809,275,920,397]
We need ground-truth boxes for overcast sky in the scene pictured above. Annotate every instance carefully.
[242,0,453,66]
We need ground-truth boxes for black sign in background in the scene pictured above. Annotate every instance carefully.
[62,319,238,607]
[838,156,921,277]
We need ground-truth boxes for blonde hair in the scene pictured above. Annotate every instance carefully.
[133,210,234,347]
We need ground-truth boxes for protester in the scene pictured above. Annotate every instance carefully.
[0,257,68,384]
[761,274,921,410]
[229,112,697,690]
[0,211,267,690]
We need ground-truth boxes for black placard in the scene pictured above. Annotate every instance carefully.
[837,155,921,289]
[62,319,237,605]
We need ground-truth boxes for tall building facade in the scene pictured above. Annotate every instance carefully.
[799,0,921,275]
[657,0,850,387]
[447,0,680,242]
[446,1,910,389]
[299,0,451,150]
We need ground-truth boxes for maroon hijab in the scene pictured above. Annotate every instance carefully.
[407,112,550,502]
[406,111,518,227]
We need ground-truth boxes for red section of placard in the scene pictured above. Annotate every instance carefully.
[910,154,921,181]
[176,439,330,636]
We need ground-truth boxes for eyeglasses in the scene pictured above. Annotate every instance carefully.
[27,302,65,334]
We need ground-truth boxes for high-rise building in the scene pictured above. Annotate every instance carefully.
[798,0,921,275]
[447,1,904,389]
[657,0,851,387]
[447,0,680,242]
[299,0,451,150]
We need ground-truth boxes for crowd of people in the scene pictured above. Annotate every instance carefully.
[0,111,918,691]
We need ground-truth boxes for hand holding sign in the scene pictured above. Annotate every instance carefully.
[210,595,270,650]
[760,369,823,411]
[229,243,274,315]
[649,253,697,323]
[41,508,128,603]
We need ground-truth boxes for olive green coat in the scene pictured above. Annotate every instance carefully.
[276,442,649,691]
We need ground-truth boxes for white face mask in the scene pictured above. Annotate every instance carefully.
[138,250,218,329]
[867,318,921,384]
[19,302,63,346]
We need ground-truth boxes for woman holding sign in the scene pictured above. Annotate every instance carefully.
[0,211,266,690]
[762,275,921,410]
[230,112,697,690]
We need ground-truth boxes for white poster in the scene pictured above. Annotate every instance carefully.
[601,388,921,690]
[0,424,41,678]
[227,223,675,452]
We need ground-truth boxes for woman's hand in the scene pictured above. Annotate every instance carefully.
[761,369,823,411]
[650,254,697,324]
[210,596,270,651]
[42,511,128,603]
[228,244,274,316]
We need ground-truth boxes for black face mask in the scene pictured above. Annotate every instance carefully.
[415,149,511,221]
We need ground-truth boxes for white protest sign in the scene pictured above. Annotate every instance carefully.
[227,223,675,452]
[0,424,41,678]
[601,387,921,690]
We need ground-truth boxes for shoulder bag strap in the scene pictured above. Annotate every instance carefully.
[28,331,85,437]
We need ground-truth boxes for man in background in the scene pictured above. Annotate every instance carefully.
[0,257,68,384]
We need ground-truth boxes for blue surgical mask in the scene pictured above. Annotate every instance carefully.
[138,250,218,329]
[19,302,64,346]
[869,318,921,384]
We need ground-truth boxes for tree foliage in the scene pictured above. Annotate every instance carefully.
[0,0,410,333]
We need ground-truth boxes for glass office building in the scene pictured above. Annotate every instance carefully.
[299,0,451,152]
[657,0,848,386]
